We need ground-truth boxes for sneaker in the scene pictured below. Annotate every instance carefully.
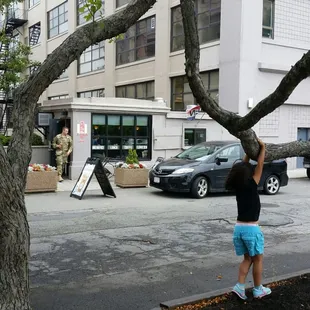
[58,176,64,182]
[252,285,272,298]
[232,284,247,300]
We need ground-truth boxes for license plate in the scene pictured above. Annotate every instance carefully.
[304,164,310,168]
[154,177,160,183]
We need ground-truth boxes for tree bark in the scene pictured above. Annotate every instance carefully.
[0,145,30,309]
[0,0,156,308]
[180,0,310,161]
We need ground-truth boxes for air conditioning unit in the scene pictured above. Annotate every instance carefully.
[37,112,53,127]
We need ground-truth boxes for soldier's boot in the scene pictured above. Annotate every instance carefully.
[58,175,64,182]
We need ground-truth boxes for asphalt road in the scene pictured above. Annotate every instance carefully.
[27,178,310,310]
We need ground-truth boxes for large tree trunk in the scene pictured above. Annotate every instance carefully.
[0,1,156,308]
[0,138,30,309]
[0,198,30,310]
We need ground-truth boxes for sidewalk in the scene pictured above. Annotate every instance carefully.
[57,177,117,192]
[56,169,307,192]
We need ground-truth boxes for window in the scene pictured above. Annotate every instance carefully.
[116,0,128,8]
[48,2,68,39]
[176,143,222,160]
[116,81,154,100]
[6,106,13,129]
[78,41,105,74]
[171,0,221,52]
[77,0,104,25]
[29,0,40,8]
[9,35,19,50]
[184,128,206,147]
[116,15,156,66]
[78,89,105,98]
[171,70,219,111]
[262,0,274,38]
[92,114,151,160]
[58,68,68,79]
[29,22,41,46]
[217,145,241,162]
[48,95,69,100]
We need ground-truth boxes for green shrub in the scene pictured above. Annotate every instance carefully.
[0,135,11,146]
[126,149,139,164]
[0,133,44,146]
[31,133,44,146]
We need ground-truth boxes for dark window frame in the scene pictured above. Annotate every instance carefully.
[115,81,155,101]
[77,88,105,98]
[116,0,128,8]
[29,22,41,46]
[116,15,156,66]
[48,94,69,100]
[262,0,275,39]
[47,1,68,39]
[77,41,105,75]
[91,114,152,161]
[171,70,219,111]
[183,128,207,147]
[171,0,221,52]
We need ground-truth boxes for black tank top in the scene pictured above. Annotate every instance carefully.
[236,178,261,222]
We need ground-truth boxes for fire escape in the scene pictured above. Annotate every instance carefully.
[0,7,28,135]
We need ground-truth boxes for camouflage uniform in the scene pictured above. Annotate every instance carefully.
[52,134,73,178]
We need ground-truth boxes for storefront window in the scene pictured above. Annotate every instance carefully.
[107,115,121,136]
[91,114,151,160]
[123,116,135,136]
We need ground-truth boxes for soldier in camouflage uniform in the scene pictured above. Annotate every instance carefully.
[52,127,73,182]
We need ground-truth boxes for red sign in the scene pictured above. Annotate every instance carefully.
[78,121,87,142]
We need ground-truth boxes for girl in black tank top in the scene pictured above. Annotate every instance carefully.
[224,139,271,300]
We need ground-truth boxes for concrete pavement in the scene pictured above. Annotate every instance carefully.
[27,178,310,310]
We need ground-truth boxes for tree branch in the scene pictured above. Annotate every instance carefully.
[180,0,310,162]
[6,0,157,184]
[237,51,310,131]
[179,0,240,133]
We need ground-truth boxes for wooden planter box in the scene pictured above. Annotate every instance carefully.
[114,168,149,188]
[25,171,58,193]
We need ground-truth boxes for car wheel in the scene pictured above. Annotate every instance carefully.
[264,175,280,195]
[191,176,208,199]
[307,169,310,179]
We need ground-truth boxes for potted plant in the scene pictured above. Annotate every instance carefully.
[114,149,149,188]
[25,163,58,193]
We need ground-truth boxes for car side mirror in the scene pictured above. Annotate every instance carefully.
[215,157,228,165]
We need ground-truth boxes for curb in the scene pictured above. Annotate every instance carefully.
[158,268,310,309]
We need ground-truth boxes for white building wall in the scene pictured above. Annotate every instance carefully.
[275,0,310,46]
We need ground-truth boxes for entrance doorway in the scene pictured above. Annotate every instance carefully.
[49,118,72,178]
[297,128,310,168]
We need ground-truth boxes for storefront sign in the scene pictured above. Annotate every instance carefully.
[77,121,88,142]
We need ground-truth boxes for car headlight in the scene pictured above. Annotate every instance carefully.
[172,168,194,175]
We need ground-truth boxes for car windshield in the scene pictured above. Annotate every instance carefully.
[176,144,223,160]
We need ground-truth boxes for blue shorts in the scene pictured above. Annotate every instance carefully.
[233,224,264,257]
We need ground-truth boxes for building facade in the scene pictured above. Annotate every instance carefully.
[7,0,310,172]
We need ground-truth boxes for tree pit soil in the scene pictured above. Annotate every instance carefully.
[174,274,310,310]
